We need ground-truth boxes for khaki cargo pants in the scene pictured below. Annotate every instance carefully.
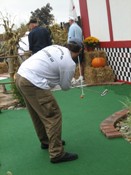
[15,74,64,159]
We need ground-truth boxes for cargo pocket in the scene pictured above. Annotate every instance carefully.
[38,96,59,118]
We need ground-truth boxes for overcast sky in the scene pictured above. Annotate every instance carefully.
[0,0,80,33]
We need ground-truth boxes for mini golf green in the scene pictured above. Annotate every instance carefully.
[0,83,131,175]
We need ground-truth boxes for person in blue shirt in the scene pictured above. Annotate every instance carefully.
[68,16,84,83]
[28,19,52,54]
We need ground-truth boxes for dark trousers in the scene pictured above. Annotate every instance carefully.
[15,74,64,159]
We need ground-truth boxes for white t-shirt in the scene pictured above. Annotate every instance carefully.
[18,35,29,55]
[18,45,76,90]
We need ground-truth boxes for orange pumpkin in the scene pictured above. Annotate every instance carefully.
[91,57,106,68]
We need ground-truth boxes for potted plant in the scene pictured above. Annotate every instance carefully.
[83,36,100,51]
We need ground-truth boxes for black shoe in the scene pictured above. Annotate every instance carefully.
[50,152,78,163]
[41,140,65,149]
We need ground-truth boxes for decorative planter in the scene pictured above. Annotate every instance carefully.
[84,43,100,52]
[85,46,95,52]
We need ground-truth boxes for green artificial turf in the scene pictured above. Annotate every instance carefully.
[0,78,13,92]
[0,84,131,175]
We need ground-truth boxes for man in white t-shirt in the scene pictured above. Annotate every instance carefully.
[15,38,82,163]
[18,31,31,63]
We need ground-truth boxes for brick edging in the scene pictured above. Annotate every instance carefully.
[100,109,129,138]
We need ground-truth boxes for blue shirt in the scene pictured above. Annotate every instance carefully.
[68,22,83,42]
[28,26,52,54]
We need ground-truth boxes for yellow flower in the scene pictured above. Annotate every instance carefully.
[83,36,99,43]
[83,36,100,48]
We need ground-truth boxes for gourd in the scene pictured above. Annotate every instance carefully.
[91,57,106,68]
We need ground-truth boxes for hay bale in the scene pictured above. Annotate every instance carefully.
[74,50,108,81]
[0,62,8,74]
[84,66,115,84]
[84,66,97,84]
[84,50,107,67]
[74,65,80,79]
[103,66,115,81]
[84,51,92,67]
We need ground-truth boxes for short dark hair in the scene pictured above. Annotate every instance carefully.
[28,18,37,24]
[67,42,82,53]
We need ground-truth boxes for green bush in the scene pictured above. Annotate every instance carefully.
[11,83,26,107]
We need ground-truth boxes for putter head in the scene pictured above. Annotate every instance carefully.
[101,89,108,96]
